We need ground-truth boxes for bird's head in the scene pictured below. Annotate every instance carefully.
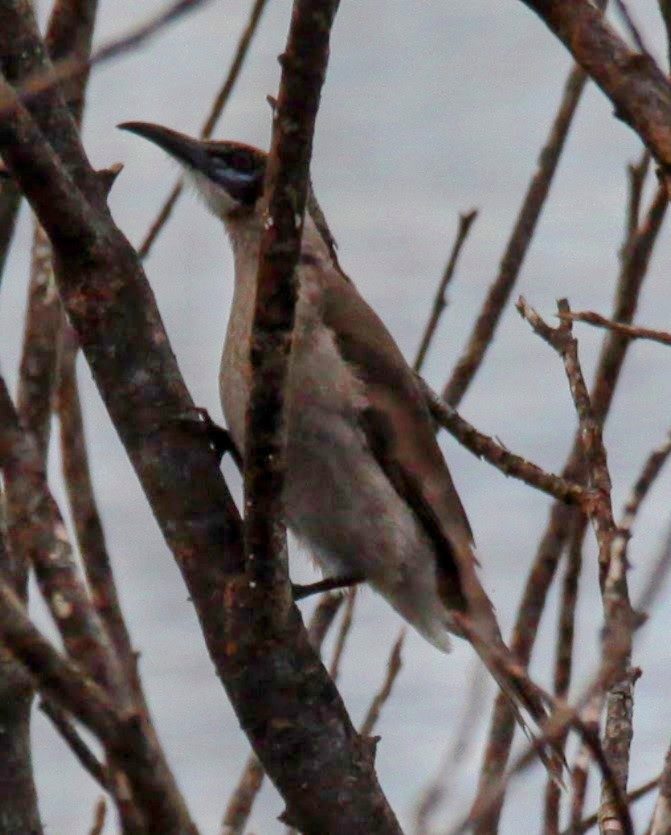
[119,121,266,221]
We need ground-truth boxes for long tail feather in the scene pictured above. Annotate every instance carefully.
[454,611,565,783]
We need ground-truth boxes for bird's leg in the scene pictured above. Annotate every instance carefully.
[292,574,364,601]
[176,407,243,471]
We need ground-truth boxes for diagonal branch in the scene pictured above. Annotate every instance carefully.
[473,167,667,832]
[560,309,671,347]
[0,6,401,833]
[519,0,671,182]
[413,209,477,373]
[443,44,599,407]
[518,297,637,834]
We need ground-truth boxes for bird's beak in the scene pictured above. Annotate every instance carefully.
[118,122,209,173]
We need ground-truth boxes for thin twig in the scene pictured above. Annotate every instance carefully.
[470,518,671,835]
[56,324,190,829]
[138,0,269,258]
[443,52,596,407]
[221,754,265,835]
[422,380,586,505]
[613,0,651,55]
[473,172,667,832]
[660,0,671,71]
[329,588,357,682]
[544,514,586,834]
[449,633,634,835]
[413,209,477,373]
[57,327,139,693]
[39,699,108,789]
[560,310,671,347]
[88,797,107,835]
[517,297,636,833]
[0,377,128,698]
[0,0,217,122]
[569,692,605,833]
[564,774,659,834]
[624,150,651,244]
[359,629,405,736]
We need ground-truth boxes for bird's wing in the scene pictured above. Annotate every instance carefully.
[319,277,493,621]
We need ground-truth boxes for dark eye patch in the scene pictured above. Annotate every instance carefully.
[229,150,255,173]
[207,148,264,206]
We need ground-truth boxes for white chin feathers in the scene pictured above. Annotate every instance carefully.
[185,168,240,218]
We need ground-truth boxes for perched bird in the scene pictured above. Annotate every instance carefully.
[120,122,553,748]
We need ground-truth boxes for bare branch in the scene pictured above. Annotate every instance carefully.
[560,309,671,346]
[569,692,605,833]
[242,0,339,616]
[613,0,650,56]
[0,376,128,698]
[474,174,668,831]
[519,0,671,182]
[443,47,598,407]
[517,297,637,832]
[56,327,133,678]
[624,150,651,243]
[660,0,671,70]
[544,515,586,833]
[0,176,20,286]
[89,797,107,835]
[422,380,587,505]
[0,0,216,128]
[359,629,405,737]
[451,638,634,835]
[220,594,344,835]
[413,661,488,835]
[329,589,357,681]
[565,774,659,834]
[413,209,477,373]
[39,698,108,789]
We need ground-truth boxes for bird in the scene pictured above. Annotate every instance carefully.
[119,121,556,756]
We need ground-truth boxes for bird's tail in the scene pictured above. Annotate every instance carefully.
[454,611,565,783]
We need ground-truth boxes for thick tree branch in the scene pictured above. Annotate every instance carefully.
[0,6,400,832]
[519,0,671,183]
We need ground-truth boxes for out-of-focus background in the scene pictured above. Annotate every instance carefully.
[2,1,671,831]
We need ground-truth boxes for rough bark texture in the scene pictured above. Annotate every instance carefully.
[520,0,671,180]
[0,3,401,832]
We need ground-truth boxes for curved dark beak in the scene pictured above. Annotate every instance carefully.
[118,122,209,172]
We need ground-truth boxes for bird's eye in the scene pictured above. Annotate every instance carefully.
[230,151,254,173]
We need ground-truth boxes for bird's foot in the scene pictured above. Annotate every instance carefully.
[292,574,364,601]
[176,407,242,470]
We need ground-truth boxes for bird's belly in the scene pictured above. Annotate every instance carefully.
[220,302,454,650]
[284,410,409,578]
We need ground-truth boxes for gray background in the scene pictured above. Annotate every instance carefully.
[2,1,671,832]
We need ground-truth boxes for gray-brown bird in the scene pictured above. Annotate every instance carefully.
[120,122,554,748]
